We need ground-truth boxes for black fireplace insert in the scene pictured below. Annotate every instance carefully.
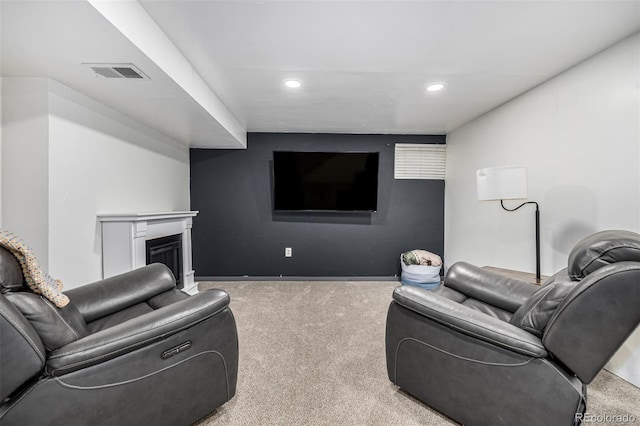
[146,234,183,289]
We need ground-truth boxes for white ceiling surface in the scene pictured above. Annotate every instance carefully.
[0,0,244,148]
[2,1,639,149]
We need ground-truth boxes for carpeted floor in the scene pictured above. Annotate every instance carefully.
[195,281,640,425]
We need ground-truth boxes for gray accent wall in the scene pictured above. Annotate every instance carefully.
[190,133,445,278]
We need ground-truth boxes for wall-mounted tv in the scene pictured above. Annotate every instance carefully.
[273,151,379,212]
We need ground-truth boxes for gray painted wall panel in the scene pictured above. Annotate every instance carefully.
[190,133,445,278]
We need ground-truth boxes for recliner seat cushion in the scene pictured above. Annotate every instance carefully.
[432,285,514,321]
[87,302,154,334]
[86,290,189,333]
[510,268,576,337]
[431,285,467,303]
[147,289,189,309]
[4,292,89,351]
[568,230,640,280]
[461,298,513,321]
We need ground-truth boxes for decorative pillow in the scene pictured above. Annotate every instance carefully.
[5,292,89,352]
[510,268,576,337]
[568,230,640,280]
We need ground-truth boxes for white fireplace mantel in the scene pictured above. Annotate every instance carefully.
[98,211,199,295]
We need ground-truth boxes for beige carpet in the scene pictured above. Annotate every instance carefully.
[195,281,640,425]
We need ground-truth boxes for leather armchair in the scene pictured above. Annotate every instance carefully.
[0,247,238,425]
[386,230,640,426]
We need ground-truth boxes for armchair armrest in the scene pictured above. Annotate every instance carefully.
[46,289,230,376]
[393,285,547,358]
[65,264,176,322]
[444,262,539,312]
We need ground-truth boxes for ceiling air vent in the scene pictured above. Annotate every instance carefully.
[83,63,150,80]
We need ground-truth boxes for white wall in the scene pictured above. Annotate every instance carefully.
[1,78,51,268]
[445,33,640,386]
[1,78,190,289]
[47,81,190,288]
[0,77,3,227]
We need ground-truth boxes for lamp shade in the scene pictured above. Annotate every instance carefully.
[477,166,528,201]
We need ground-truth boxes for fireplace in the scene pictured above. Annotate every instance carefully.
[98,211,199,294]
[146,234,183,289]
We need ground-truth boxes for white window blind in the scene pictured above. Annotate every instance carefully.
[394,143,446,180]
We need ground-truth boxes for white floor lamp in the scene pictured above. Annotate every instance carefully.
[477,166,541,282]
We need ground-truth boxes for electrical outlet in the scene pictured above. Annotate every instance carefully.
[285,247,292,257]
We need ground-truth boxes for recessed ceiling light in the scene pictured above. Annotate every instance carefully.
[426,82,446,92]
[283,79,302,89]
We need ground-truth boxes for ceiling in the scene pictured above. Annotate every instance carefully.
[1,1,639,149]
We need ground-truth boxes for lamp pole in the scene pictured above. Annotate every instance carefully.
[501,200,541,283]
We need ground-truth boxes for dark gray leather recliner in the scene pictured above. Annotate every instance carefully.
[0,247,238,425]
[386,230,640,426]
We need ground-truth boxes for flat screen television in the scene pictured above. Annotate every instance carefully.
[273,151,379,212]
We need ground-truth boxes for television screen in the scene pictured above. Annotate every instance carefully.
[273,151,379,212]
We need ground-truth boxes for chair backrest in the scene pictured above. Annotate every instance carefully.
[543,260,640,383]
[509,267,576,337]
[0,246,90,348]
[566,230,640,279]
[0,246,92,400]
[542,230,640,383]
[0,247,46,400]
[511,230,640,336]
[509,230,640,383]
